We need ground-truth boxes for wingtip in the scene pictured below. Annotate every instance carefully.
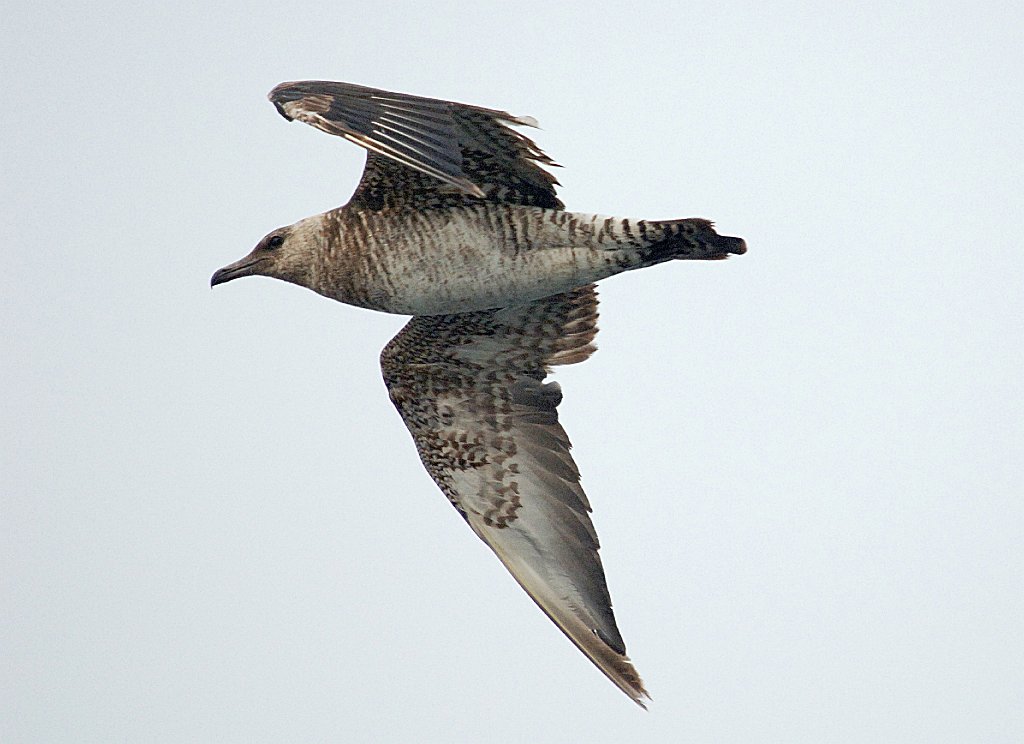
[267,81,296,100]
[267,82,302,120]
[605,655,651,710]
[634,690,652,711]
[612,665,651,709]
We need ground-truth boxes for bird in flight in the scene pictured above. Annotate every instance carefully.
[212,81,745,707]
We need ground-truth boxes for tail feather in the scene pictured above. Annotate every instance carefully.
[641,218,747,263]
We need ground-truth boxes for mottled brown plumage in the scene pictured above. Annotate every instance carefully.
[212,81,746,707]
[381,284,649,703]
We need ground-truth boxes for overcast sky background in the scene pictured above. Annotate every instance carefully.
[3,2,1022,742]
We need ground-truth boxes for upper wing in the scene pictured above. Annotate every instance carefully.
[379,286,649,707]
[269,80,563,210]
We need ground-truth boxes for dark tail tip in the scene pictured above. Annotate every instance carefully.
[646,219,748,262]
[722,235,747,255]
[697,233,747,260]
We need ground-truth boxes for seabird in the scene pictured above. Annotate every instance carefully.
[212,81,746,707]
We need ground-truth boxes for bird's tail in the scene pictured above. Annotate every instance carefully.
[640,218,747,264]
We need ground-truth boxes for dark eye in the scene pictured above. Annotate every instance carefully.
[267,235,284,249]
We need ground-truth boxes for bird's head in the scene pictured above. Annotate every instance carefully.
[211,220,320,290]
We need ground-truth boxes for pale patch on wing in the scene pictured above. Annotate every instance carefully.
[276,93,482,198]
[380,286,649,707]
[269,80,563,210]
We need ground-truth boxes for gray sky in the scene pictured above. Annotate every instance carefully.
[3,1,1022,741]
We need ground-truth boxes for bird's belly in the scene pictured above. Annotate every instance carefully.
[330,207,636,315]
[366,246,617,315]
